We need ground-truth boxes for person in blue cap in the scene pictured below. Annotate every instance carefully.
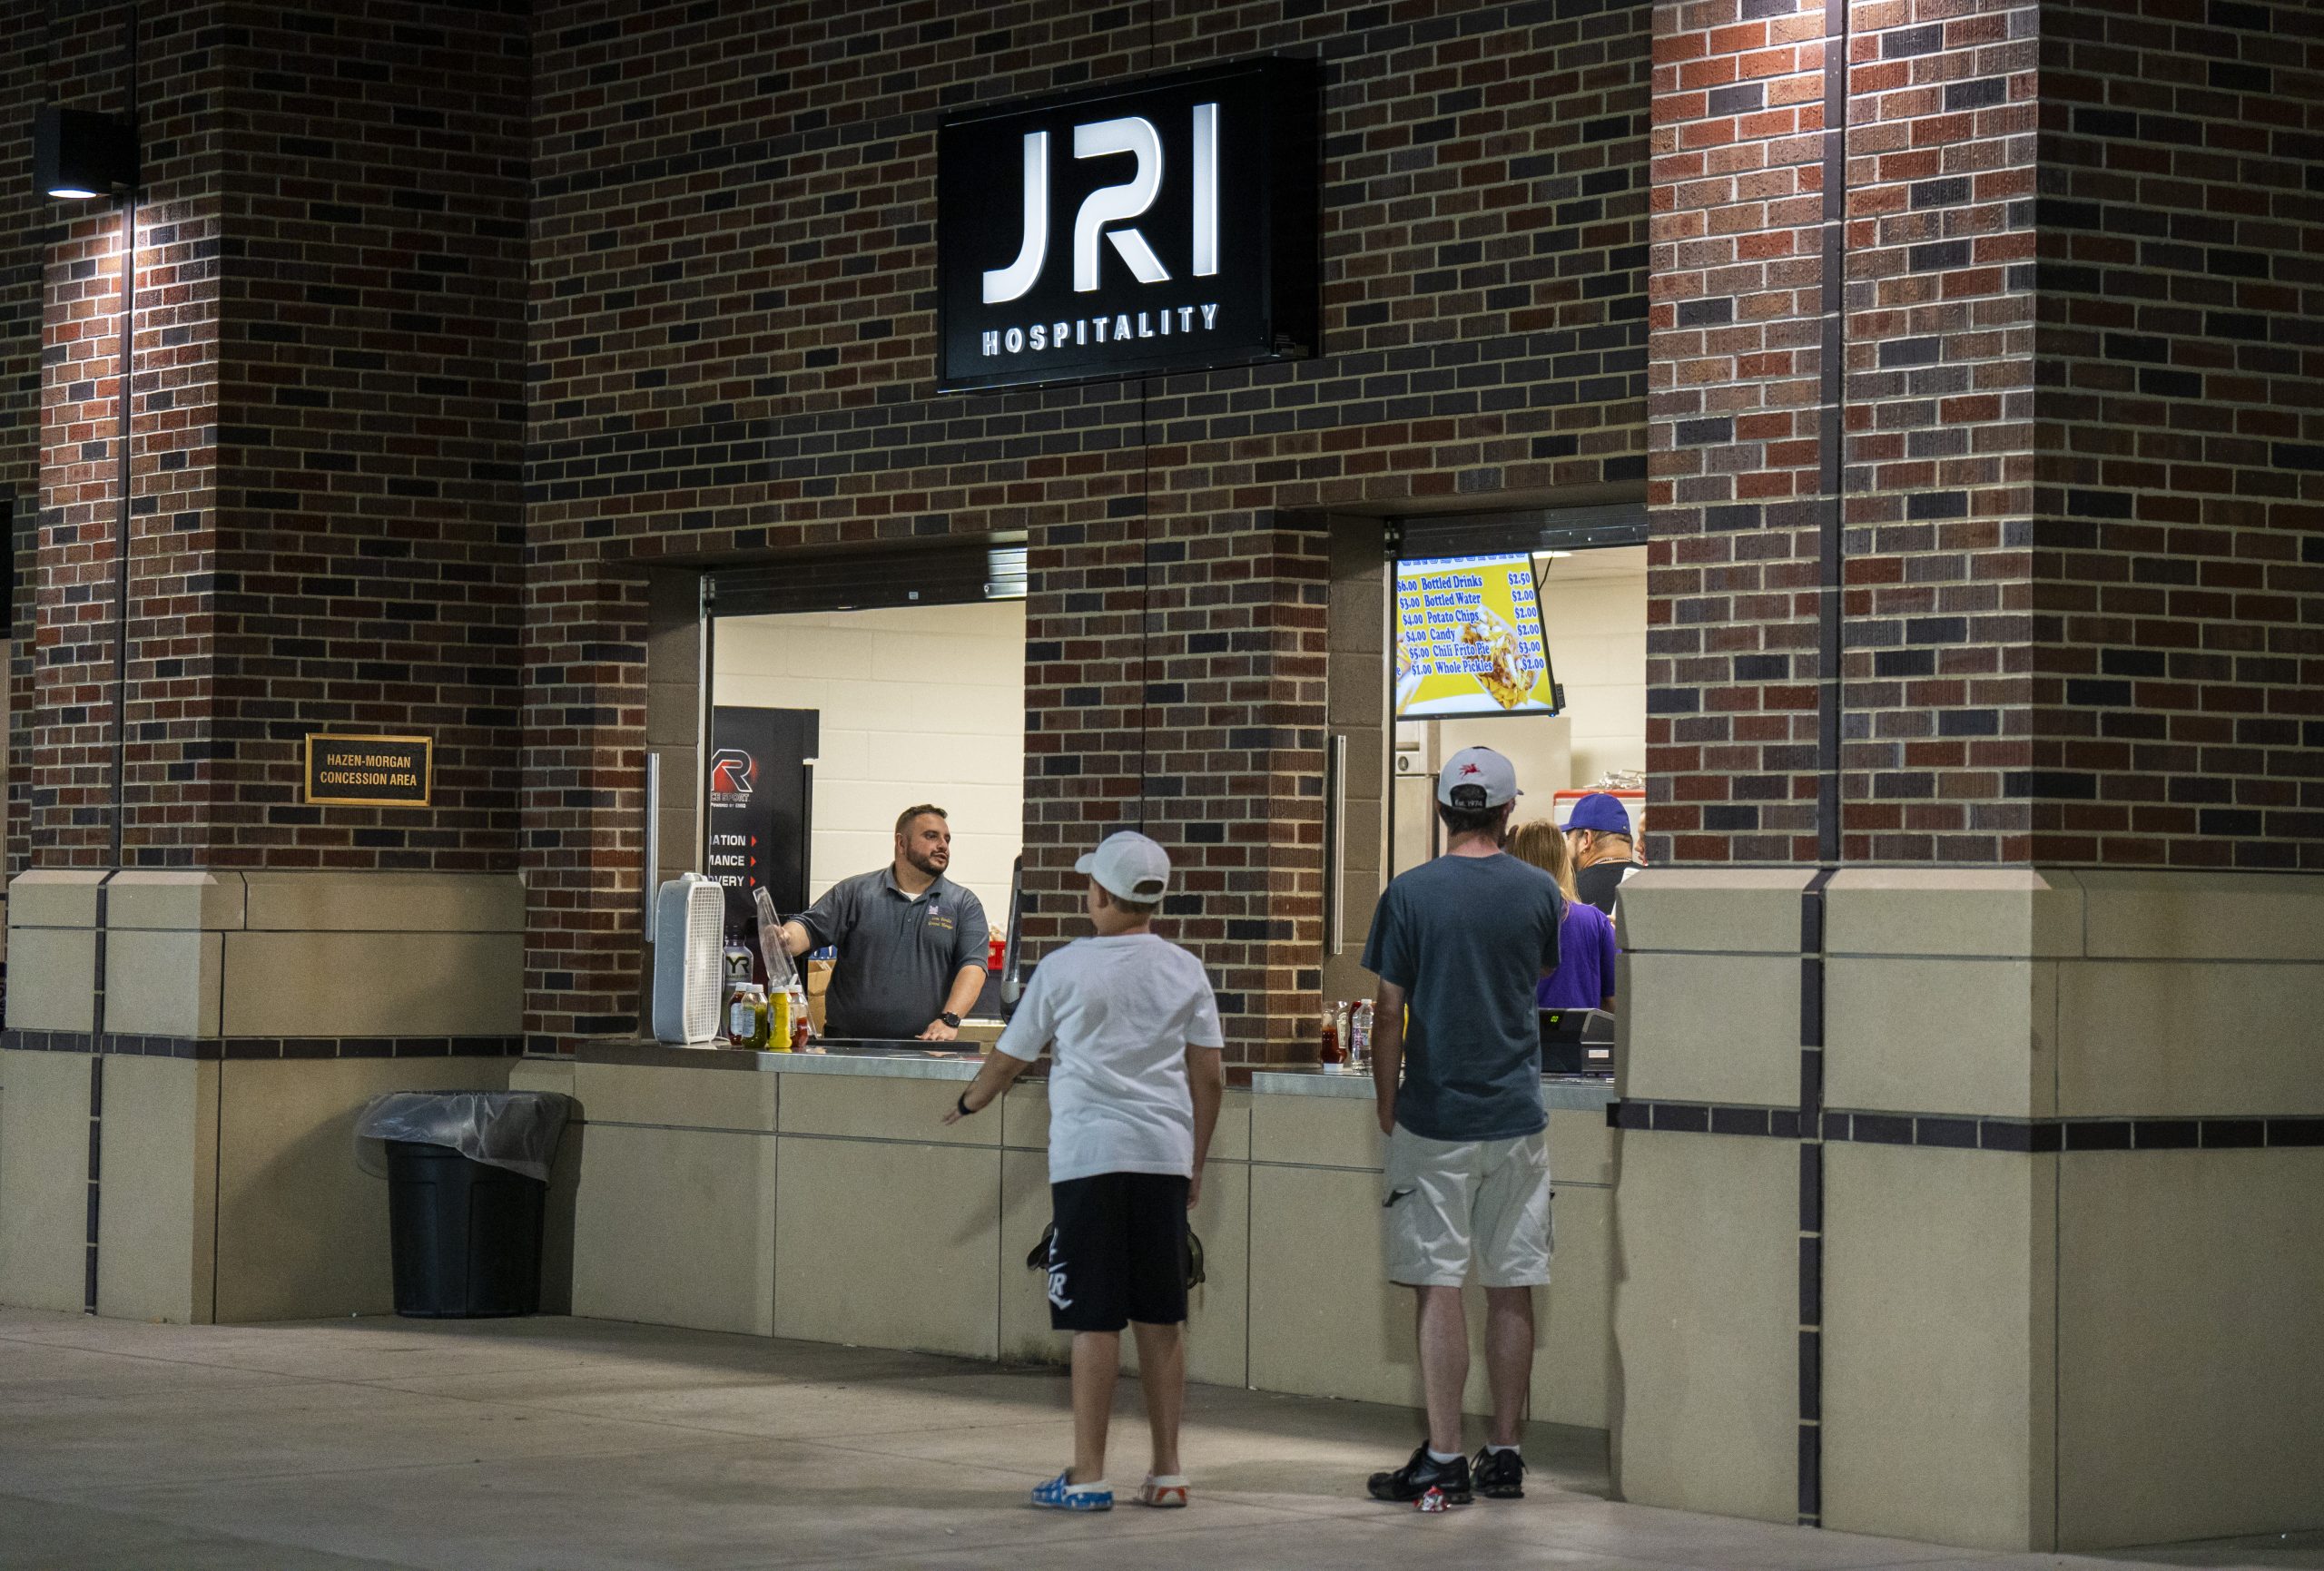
[1562,792,1637,916]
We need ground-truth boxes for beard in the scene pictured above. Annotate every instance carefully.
[903,844,948,878]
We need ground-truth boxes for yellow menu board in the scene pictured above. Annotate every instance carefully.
[1393,553,1557,717]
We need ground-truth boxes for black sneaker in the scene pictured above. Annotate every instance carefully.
[1472,1446,1525,1498]
[1366,1444,1472,1504]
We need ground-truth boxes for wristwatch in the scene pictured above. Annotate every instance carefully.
[938,1011,961,1028]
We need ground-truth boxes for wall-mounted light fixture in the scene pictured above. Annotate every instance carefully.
[33,105,138,200]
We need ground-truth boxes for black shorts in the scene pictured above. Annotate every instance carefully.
[1045,1173,1190,1333]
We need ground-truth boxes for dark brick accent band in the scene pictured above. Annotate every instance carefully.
[1611,1099,2324,1154]
[1,1031,526,1061]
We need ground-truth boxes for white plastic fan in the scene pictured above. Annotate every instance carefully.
[651,874,727,1044]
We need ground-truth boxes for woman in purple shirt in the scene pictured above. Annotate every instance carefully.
[1507,820,1619,1011]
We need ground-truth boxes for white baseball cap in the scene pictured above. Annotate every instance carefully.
[1076,830,1172,902]
[1436,745,1521,810]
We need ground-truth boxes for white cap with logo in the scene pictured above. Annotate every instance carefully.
[1436,745,1521,810]
[1076,830,1173,902]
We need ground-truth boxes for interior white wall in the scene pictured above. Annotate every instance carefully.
[1538,552,1649,789]
[712,601,1026,929]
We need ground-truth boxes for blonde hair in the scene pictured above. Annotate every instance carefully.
[1506,819,1580,906]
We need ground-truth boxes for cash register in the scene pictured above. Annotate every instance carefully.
[1540,1008,1614,1076]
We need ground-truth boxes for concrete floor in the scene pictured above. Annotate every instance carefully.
[1,1309,2318,1571]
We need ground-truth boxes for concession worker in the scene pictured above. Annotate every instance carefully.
[777,804,990,1042]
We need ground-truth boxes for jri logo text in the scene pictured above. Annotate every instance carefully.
[935,58,1315,392]
[973,103,1225,361]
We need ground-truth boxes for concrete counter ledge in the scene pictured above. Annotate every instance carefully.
[1255,1063,1619,1114]
[513,1039,1615,1432]
[538,1037,986,1082]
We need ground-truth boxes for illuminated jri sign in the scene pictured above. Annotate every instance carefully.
[936,57,1319,393]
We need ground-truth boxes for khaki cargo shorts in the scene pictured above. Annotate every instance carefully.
[1381,1125,1551,1289]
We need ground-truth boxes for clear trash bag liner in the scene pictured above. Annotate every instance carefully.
[354,1091,574,1183]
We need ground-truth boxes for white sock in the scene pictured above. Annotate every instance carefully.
[1486,1443,1519,1456]
[1066,1478,1108,1493]
[1427,1447,1462,1465]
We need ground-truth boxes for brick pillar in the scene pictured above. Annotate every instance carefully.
[1647,0,1830,865]
[1650,0,2040,863]
[1622,0,2323,1551]
[519,560,650,1051]
[1837,0,2037,861]
[2030,0,2324,868]
[1020,438,1330,1063]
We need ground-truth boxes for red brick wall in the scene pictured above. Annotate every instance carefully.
[17,3,225,872]
[1837,0,2038,863]
[523,0,1651,1053]
[1649,0,2321,869]
[202,2,528,871]
[5,3,526,877]
[1646,0,1833,864]
[2030,0,2324,869]
[3,8,60,881]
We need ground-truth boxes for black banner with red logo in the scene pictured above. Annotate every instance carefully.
[706,706,818,931]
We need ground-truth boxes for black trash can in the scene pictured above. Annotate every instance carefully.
[383,1138,547,1318]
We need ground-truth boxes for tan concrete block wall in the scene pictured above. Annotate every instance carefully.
[3,928,96,1032]
[773,1134,1000,1358]
[543,1064,1609,1429]
[1247,1161,1425,1409]
[1537,1183,1611,1429]
[4,869,532,1327]
[212,1056,514,1322]
[106,870,248,933]
[571,1123,777,1336]
[9,869,526,1043]
[999,1145,1063,1364]
[104,930,225,1038]
[2076,870,2324,963]
[1824,868,2084,959]
[1249,1089,1382,1169]
[239,870,527,935]
[5,869,106,928]
[1824,957,2056,1119]
[510,1058,580,1315]
[2056,1150,2324,1548]
[572,1060,774,1133]
[1615,867,1812,955]
[94,1056,219,1325]
[2055,959,2324,1117]
[0,1050,93,1312]
[1620,951,1799,1106]
[1821,1144,2054,1551]
[1608,865,2324,1552]
[1609,1129,1797,1524]
[778,1069,991,1145]
[221,931,523,1037]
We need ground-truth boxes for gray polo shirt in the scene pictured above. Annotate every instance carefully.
[796,868,990,1041]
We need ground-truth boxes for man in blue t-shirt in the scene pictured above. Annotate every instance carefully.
[1359,744,1563,1507]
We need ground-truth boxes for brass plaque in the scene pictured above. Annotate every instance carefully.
[303,734,433,808]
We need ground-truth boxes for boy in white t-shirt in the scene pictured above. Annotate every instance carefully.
[942,830,1226,1513]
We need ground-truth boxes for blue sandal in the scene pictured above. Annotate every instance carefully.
[1031,1468,1113,1511]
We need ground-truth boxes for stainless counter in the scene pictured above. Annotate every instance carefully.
[542,1037,983,1081]
[546,1040,1618,1108]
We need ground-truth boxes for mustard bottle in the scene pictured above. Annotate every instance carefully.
[765,987,791,1052]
